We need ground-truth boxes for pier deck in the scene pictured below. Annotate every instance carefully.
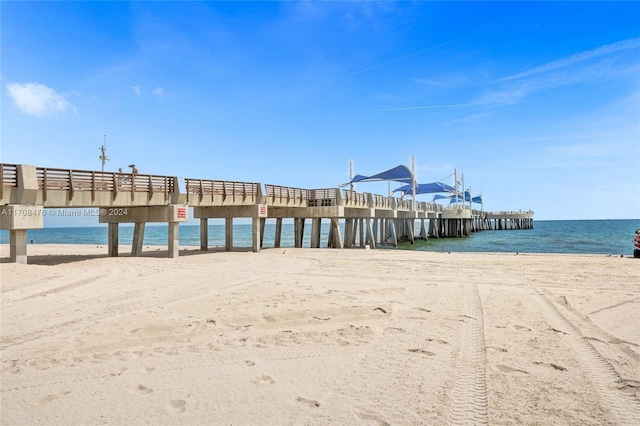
[1,164,533,263]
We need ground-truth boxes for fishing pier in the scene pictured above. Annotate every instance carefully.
[1,164,533,263]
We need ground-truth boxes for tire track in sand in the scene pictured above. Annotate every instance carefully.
[445,283,488,425]
[537,290,640,425]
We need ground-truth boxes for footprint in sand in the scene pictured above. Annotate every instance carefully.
[493,364,529,375]
[425,338,448,345]
[254,374,275,385]
[169,399,186,413]
[136,384,154,394]
[296,396,320,408]
[408,348,435,356]
[533,361,567,371]
[358,412,391,426]
[36,390,71,406]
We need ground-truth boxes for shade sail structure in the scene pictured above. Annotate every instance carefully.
[342,165,413,186]
[434,192,483,205]
[392,182,455,196]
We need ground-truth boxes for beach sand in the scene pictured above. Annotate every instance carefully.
[1,244,639,425]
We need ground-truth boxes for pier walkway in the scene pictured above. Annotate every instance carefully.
[1,164,533,263]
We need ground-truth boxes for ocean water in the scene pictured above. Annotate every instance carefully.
[1,219,639,255]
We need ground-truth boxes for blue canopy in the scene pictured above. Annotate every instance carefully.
[393,182,454,196]
[434,192,483,205]
[343,165,413,186]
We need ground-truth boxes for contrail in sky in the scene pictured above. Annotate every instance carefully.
[241,41,456,113]
[375,103,482,112]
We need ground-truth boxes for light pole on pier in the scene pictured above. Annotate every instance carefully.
[99,134,109,173]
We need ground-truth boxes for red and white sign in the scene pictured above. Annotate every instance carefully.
[258,204,267,217]
[177,207,187,219]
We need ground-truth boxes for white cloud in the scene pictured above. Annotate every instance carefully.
[6,82,76,117]
[131,85,142,97]
[152,86,165,99]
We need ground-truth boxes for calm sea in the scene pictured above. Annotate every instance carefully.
[1,220,639,256]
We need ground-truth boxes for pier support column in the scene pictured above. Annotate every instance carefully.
[100,205,189,258]
[365,218,376,249]
[344,218,354,249]
[1,204,45,264]
[251,217,260,253]
[132,222,145,257]
[372,220,378,245]
[311,218,322,248]
[168,222,179,258]
[9,230,28,264]
[274,218,283,248]
[407,220,415,244]
[108,223,119,257]
[200,218,208,251]
[225,218,233,252]
[420,219,427,240]
[388,220,398,247]
[259,218,266,249]
[330,218,343,249]
[294,218,305,248]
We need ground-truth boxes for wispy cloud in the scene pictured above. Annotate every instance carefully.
[152,87,165,99]
[497,38,640,83]
[6,82,76,117]
[544,142,613,159]
[375,102,482,112]
[478,38,640,106]
[131,85,142,97]
[381,38,640,113]
[413,73,469,88]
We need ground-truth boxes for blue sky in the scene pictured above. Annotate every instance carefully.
[2,1,639,221]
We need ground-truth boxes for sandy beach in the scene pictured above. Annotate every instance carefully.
[1,245,639,425]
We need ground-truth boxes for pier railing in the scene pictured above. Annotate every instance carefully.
[306,188,339,207]
[395,198,413,211]
[264,184,309,207]
[264,184,342,207]
[485,210,534,219]
[342,189,371,208]
[1,163,532,222]
[1,164,18,201]
[185,178,261,205]
[36,167,176,202]
[373,194,394,210]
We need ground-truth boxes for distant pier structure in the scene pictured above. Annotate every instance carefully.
[1,163,533,263]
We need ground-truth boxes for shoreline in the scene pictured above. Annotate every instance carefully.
[2,246,639,424]
[1,242,636,259]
